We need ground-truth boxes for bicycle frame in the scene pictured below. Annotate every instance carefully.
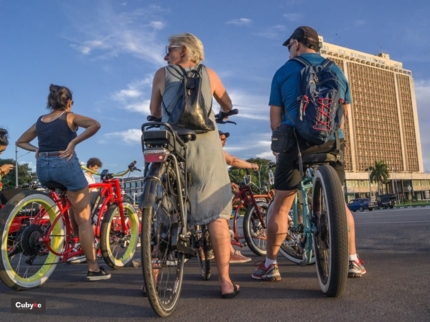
[230,182,266,247]
[289,175,315,265]
[34,190,78,259]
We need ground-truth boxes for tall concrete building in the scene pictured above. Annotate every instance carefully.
[319,37,429,201]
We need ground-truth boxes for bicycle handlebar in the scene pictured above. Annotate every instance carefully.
[81,160,141,177]
[215,108,239,125]
[146,109,239,126]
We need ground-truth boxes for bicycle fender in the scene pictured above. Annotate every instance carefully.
[139,178,160,209]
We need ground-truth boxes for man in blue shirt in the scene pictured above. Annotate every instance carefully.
[252,26,366,281]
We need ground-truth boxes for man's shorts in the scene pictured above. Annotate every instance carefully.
[274,138,345,191]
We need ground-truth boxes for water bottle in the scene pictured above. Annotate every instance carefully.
[268,170,275,186]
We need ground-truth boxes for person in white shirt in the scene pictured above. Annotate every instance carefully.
[84,157,102,185]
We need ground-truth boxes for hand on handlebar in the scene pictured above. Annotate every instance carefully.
[250,163,259,171]
[128,160,141,172]
[215,109,239,124]
[147,115,162,122]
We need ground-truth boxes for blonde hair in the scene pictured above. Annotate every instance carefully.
[168,33,204,64]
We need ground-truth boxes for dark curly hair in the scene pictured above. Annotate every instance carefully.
[47,84,73,111]
[0,128,9,146]
[87,157,103,168]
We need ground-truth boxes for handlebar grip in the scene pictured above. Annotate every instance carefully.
[215,109,239,124]
[128,160,141,172]
[147,115,162,122]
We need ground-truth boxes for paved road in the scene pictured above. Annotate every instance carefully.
[0,208,429,321]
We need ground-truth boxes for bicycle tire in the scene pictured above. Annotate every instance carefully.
[0,190,64,290]
[100,202,139,268]
[278,193,316,265]
[243,202,268,256]
[141,165,184,317]
[196,226,211,280]
[196,247,211,280]
[312,164,348,297]
[263,200,314,265]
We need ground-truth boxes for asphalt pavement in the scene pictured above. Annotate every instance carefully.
[0,207,429,321]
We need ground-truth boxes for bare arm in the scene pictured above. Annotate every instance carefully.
[207,67,232,113]
[16,124,38,152]
[340,103,350,130]
[223,150,259,170]
[270,105,283,131]
[61,113,100,160]
[149,68,165,118]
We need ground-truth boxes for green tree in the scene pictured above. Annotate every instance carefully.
[369,160,389,194]
[228,157,275,194]
[0,158,35,189]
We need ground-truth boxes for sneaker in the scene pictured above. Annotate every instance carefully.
[132,258,142,268]
[137,237,141,248]
[67,243,87,264]
[251,261,281,281]
[348,257,366,278]
[199,246,215,261]
[87,266,111,281]
[230,250,252,264]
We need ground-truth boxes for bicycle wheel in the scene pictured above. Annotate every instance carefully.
[100,202,139,268]
[243,202,268,256]
[196,227,211,280]
[312,164,348,297]
[0,190,64,290]
[141,165,184,317]
[279,193,316,265]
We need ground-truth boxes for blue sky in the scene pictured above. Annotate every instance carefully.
[1,0,430,176]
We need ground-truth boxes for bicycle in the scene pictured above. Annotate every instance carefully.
[267,152,348,297]
[228,173,269,257]
[140,109,238,317]
[0,161,140,290]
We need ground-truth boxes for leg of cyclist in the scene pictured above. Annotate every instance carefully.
[67,188,110,280]
[252,190,295,281]
[345,205,366,277]
[207,218,239,296]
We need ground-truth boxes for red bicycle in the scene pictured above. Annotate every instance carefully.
[229,173,269,256]
[0,161,140,290]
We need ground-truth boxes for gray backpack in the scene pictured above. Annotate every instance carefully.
[162,64,215,134]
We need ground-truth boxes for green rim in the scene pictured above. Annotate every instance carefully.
[105,204,139,266]
[2,196,63,286]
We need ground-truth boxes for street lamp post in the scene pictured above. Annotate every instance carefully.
[15,146,18,188]
[365,166,372,200]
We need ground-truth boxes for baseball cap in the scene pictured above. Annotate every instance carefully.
[218,130,230,138]
[282,26,320,50]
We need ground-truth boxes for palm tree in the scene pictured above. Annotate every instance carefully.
[369,160,389,194]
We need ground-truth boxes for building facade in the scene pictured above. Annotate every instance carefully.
[122,39,429,203]
[120,176,144,204]
[319,37,430,202]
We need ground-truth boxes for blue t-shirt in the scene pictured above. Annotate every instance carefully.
[269,53,352,139]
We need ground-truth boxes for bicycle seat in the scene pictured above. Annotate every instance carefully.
[171,126,197,143]
[301,153,338,166]
[43,181,67,191]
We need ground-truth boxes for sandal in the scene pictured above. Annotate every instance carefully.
[221,284,240,299]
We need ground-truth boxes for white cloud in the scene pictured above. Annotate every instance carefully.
[283,13,302,22]
[415,79,430,171]
[226,18,252,26]
[150,21,165,30]
[66,4,166,65]
[354,20,366,27]
[102,129,141,144]
[111,77,153,114]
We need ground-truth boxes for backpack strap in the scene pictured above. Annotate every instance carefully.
[320,58,334,69]
[293,56,312,67]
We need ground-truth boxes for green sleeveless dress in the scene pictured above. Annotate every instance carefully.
[162,64,232,225]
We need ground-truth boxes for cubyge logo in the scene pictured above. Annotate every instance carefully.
[11,298,46,314]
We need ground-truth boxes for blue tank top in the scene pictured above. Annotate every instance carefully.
[36,112,77,152]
